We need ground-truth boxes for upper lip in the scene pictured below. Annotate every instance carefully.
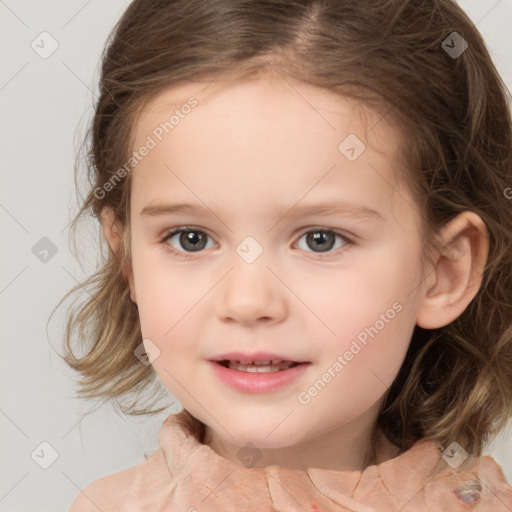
[209,352,309,364]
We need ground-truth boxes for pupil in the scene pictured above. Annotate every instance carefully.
[180,231,206,251]
[307,231,334,252]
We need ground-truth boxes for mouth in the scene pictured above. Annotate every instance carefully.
[208,356,311,393]
[216,360,302,372]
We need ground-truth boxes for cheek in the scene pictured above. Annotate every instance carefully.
[347,306,413,382]
[305,305,414,422]
[311,253,419,385]
[130,245,210,337]
[307,250,418,339]
[137,281,200,342]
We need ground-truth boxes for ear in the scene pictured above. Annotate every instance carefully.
[416,211,489,329]
[100,207,137,304]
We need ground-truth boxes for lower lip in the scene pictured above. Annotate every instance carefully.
[208,361,310,394]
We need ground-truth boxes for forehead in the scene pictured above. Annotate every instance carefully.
[128,73,416,226]
[135,72,399,152]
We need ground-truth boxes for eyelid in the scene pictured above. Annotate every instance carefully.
[296,225,353,241]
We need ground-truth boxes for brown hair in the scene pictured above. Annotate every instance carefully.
[56,0,512,458]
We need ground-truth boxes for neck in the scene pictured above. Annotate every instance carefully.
[201,401,399,472]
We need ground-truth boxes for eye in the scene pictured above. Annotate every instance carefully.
[160,226,215,258]
[159,226,353,259]
[295,228,352,255]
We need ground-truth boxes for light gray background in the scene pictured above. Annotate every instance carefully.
[1,1,511,511]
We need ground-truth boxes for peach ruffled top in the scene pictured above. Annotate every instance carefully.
[70,409,512,511]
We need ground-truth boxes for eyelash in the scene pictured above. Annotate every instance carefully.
[158,225,354,261]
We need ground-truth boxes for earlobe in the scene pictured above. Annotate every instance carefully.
[416,211,489,329]
[100,207,137,304]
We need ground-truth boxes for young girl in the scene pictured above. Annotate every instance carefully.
[62,0,512,510]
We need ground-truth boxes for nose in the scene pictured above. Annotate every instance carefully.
[215,254,288,326]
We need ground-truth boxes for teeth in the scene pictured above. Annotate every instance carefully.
[227,360,296,372]
[233,360,287,365]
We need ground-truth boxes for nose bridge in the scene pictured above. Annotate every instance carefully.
[216,237,287,324]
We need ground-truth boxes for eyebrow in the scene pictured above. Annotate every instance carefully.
[140,201,385,223]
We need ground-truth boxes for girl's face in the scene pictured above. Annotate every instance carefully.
[126,72,429,469]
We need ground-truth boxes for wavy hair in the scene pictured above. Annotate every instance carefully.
[56,0,512,458]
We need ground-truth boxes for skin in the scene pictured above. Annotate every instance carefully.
[102,70,489,472]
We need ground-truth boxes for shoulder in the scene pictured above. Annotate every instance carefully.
[68,448,171,512]
[429,453,512,511]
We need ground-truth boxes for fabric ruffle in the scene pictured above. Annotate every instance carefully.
[73,409,512,512]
